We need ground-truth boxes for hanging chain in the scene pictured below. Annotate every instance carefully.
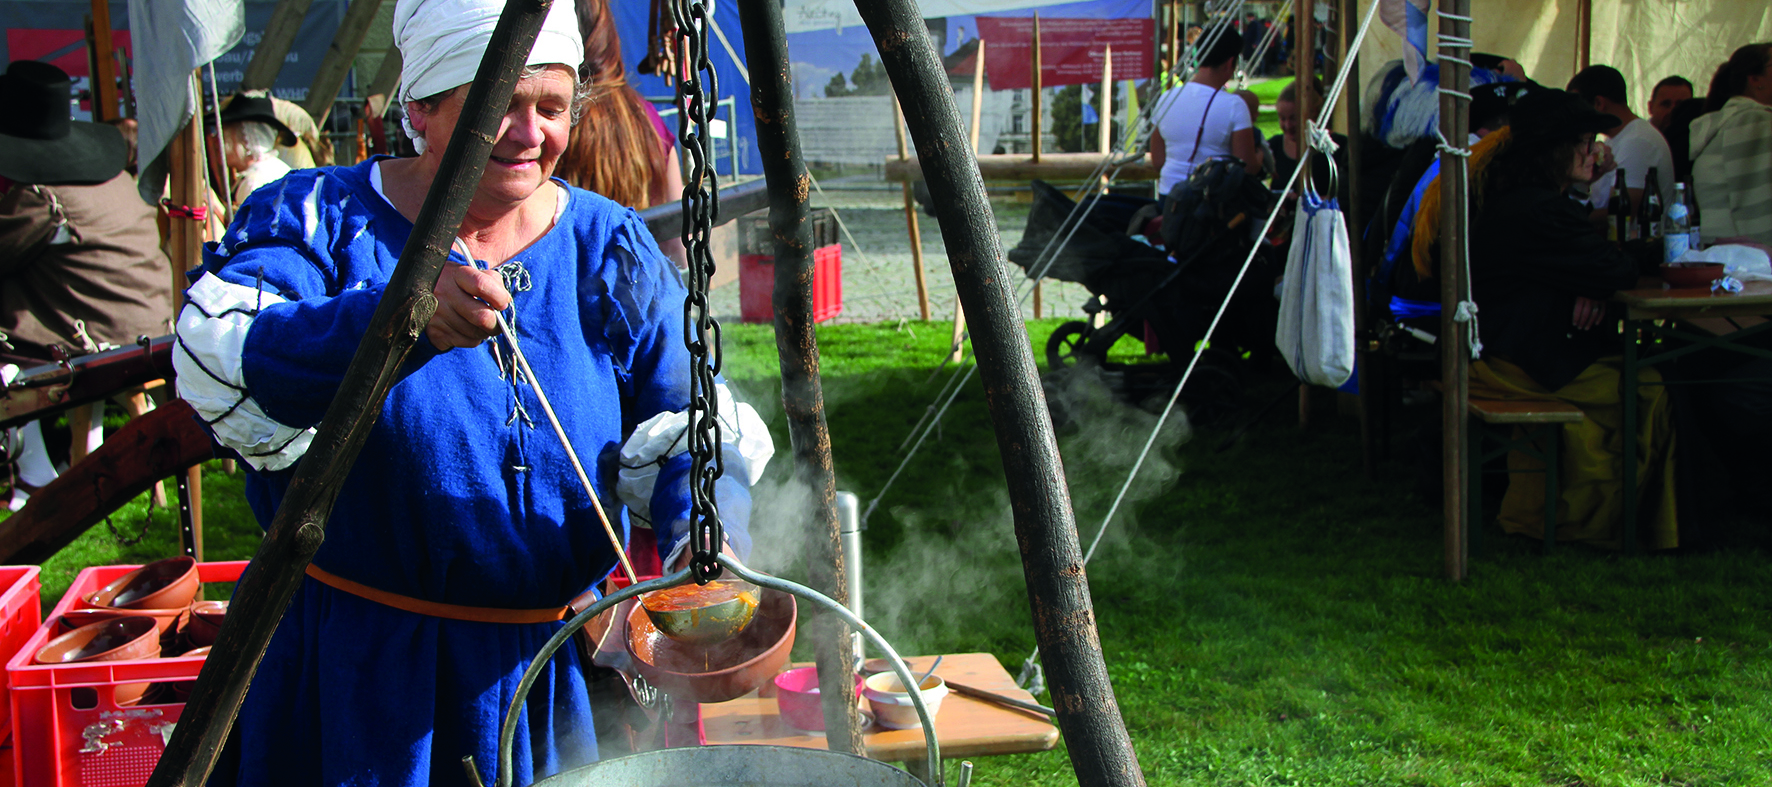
[671,0,725,584]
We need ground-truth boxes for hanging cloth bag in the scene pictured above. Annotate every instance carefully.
[1275,188,1355,388]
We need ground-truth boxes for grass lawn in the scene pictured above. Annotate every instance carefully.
[8,317,1770,786]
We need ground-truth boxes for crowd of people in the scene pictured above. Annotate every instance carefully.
[1147,22,1772,551]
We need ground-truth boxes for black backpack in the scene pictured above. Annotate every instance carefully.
[1160,155,1273,257]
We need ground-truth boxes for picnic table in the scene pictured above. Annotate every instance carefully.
[1613,279,1772,549]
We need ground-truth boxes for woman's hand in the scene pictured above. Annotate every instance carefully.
[1571,295,1607,331]
[427,265,512,351]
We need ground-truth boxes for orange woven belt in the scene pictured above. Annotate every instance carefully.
[304,564,570,624]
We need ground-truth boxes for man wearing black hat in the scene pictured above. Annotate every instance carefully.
[0,61,176,508]
[209,93,299,208]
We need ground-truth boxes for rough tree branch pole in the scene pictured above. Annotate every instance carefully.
[145,2,555,784]
[734,0,865,756]
[851,1,1147,785]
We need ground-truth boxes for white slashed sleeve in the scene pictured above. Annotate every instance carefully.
[616,383,774,527]
[173,273,316,472]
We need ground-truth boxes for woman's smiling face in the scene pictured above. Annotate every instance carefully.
[410,64,577,207]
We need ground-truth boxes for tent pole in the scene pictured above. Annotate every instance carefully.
[144,4,555,784]
[853,0,1147,784]
[1099,45,1113,154]
[1437,0,1471,582]
[242,0,315,92]
[892,97,933,321]
[735,0,864,754]
[1575,0,1592,73]
[303,0,387,126]
[1340,0,1375,478]
[87,0,118,122]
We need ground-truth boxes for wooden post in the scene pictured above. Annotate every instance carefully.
[1098,45,1113,154]
[1293,0,1315,426]
[1342,0,1375,477]
[1437,0,1471,582]
[179,468,204,561]
[242,0,316,91]
[303,0,386,126]
[893,96,933,321]
[952,39,987,362]
[87,0,118,122]
[1575,0,1592,73]
[167,83,209,562]
[1030,14,1043,163]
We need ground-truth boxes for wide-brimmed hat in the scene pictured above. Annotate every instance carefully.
[0,61,126,185]
[1469,80,1535,132]
[212,94,297,147]
[1509,88,1620,145]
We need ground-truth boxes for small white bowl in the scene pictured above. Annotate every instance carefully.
[863,671,948,730]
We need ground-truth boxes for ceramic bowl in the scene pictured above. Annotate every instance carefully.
[863,671,948,731]
[36,616,161,664]
[1661,262,1726,289]
[184,600,228,648]
[86,556,199,611]
[773,666,864,732]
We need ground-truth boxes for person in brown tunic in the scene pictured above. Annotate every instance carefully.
[0,61,174,508]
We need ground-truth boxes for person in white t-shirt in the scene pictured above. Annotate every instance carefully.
[1151,27,1260,195]
[1567,65,1676,220]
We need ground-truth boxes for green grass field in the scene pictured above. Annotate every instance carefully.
[7,318,1770,786]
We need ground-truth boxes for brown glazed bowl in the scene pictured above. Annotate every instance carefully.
[627,586,795,704]
[61,605,188,636]
[1661,262,1726,289]
[35,616,161,664]
[85,556,199,611]
[183,601,228,648]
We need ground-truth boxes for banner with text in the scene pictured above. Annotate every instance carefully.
[975,16,1153,89]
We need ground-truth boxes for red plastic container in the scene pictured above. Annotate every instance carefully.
[0,566,42,743]
[7,561,245,787]
[739,244,844,324]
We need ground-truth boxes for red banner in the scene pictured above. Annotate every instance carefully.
[6,30,133,78]
[975,17,1154,91]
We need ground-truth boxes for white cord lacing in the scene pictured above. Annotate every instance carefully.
[1434,9,1483,360]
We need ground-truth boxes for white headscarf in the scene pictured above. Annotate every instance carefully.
[392,0,584,152]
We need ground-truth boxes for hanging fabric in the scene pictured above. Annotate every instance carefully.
[1275,186,1356,388]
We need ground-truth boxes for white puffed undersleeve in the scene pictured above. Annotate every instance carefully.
[172,273,316,472]
[616,383,774,527]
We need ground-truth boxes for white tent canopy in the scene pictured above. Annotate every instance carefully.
[1355,1,1772,114]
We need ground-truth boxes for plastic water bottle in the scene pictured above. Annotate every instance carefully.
[1663,182,1692,263]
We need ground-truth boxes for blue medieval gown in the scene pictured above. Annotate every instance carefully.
[178,158,753,786]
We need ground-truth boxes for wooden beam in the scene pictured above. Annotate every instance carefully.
[893,96,932,321]
[1437,0,1471,582]
[242,0,316,92]
[884,151,1157,182]
[303,0,386,125]
[1575,0,1592,73]
[364,47,404,114]
[87,0,118,122]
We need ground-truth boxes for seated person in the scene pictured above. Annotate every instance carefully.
[1268,77,1346,198]
[1460,89,1677,548]
[208,94,298,209]
[1690,42,1772,247]
[1567,65,1677,229]
[1647,75,1694,134]
[0,61,174,508]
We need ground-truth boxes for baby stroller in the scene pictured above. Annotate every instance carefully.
[1007,158,1277,421]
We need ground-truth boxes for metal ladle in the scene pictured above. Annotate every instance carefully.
[490,311,757,644]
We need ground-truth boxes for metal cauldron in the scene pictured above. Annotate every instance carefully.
[475,555,946,787]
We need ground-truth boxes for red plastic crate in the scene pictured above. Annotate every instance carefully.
[7,561,245,787]
[738,243,844,324]
[0,566,42,744]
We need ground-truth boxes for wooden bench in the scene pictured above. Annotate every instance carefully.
[1466,397,1585,552]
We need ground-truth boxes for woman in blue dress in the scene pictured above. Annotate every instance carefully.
[171,0,771,783]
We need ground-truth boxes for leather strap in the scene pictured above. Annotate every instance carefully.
[304,564,571,624]
[1187,87,1222,167]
